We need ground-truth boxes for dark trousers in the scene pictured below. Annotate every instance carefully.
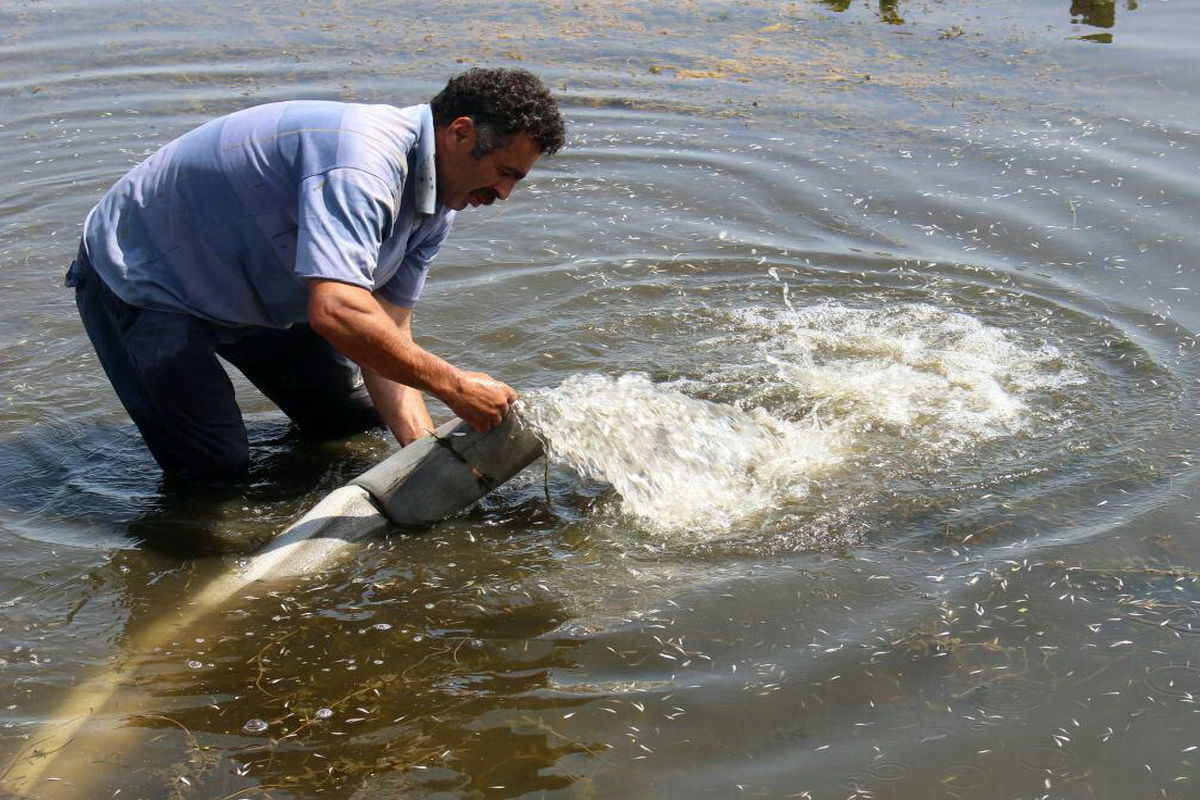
[69,248,381,484]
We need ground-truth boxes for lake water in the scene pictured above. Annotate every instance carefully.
[2,1,1199,798]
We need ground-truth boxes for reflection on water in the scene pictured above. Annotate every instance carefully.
[818,0,904,25]
[1071,0,1139,30]
[818,0,1141,40]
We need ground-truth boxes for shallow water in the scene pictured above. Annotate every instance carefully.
[2,1,1199,798]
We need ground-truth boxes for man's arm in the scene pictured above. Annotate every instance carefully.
[362,300,436,446]
[307,278,516,434]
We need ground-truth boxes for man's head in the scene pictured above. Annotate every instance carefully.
[430,68,566,211]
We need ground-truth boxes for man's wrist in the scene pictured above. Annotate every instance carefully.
[426,363,462,406]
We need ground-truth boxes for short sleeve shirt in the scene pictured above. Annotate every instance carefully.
[81,101,454,328]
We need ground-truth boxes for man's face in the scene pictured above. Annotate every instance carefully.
[435,118,542,212]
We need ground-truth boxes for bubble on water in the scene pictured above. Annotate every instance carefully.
[314,708,333,719]
[372,623,392,631]
[242,718,269,734]
[185,660,203,670]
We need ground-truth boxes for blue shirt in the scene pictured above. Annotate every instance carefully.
[81,101,455,327]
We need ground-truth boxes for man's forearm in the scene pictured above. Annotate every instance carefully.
[363,368,436,446]
[309,281,459,397]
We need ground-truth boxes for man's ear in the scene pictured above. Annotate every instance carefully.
[446,116,476,148]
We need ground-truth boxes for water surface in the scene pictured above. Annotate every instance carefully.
[2,1,1199,798]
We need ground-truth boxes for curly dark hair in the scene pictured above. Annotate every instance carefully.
[431,67,565,157]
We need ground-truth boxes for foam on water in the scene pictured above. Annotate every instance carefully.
[521,301,1085,536]
[735,303,1085,450]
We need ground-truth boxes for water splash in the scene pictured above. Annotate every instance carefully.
[730,303,1085,450]
[522,373,837,533]
[521,302,1084,537]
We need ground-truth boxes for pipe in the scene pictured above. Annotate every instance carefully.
[353,411,545,529]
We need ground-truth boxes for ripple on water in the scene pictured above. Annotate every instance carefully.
[867,761,908,782]
[1163,608,1200,635]
[520,255,1193,552]
[839,568,924,600]
[940,762,991,791]
[1145,663,1200,699]
[1016,743,1078,774]
[966,677,1051,716]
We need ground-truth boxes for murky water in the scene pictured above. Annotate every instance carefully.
[3,1,1199,798]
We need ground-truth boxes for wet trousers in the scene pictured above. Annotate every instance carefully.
[69,248,380,484]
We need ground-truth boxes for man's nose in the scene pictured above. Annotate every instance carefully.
[494,177,517,201]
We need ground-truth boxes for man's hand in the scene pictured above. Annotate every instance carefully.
[450,370,518,432]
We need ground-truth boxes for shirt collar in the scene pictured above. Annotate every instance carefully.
[414,103,437,215]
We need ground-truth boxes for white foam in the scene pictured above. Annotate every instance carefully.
[522,373,838,534]
[522,302,1085,536]
[742,303,1084,449]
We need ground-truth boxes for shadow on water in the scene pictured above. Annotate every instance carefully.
[0,414,391,558]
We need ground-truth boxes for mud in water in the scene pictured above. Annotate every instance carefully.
[2,1,1200,799]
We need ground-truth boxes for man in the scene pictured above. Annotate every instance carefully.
[67,68,566,484]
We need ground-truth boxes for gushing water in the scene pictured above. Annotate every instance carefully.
[521,302,1084,536]
[522,372,836,533]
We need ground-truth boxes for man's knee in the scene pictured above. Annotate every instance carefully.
[294,387,382,440]
[220,326,382,440]
[161,443,250,486]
